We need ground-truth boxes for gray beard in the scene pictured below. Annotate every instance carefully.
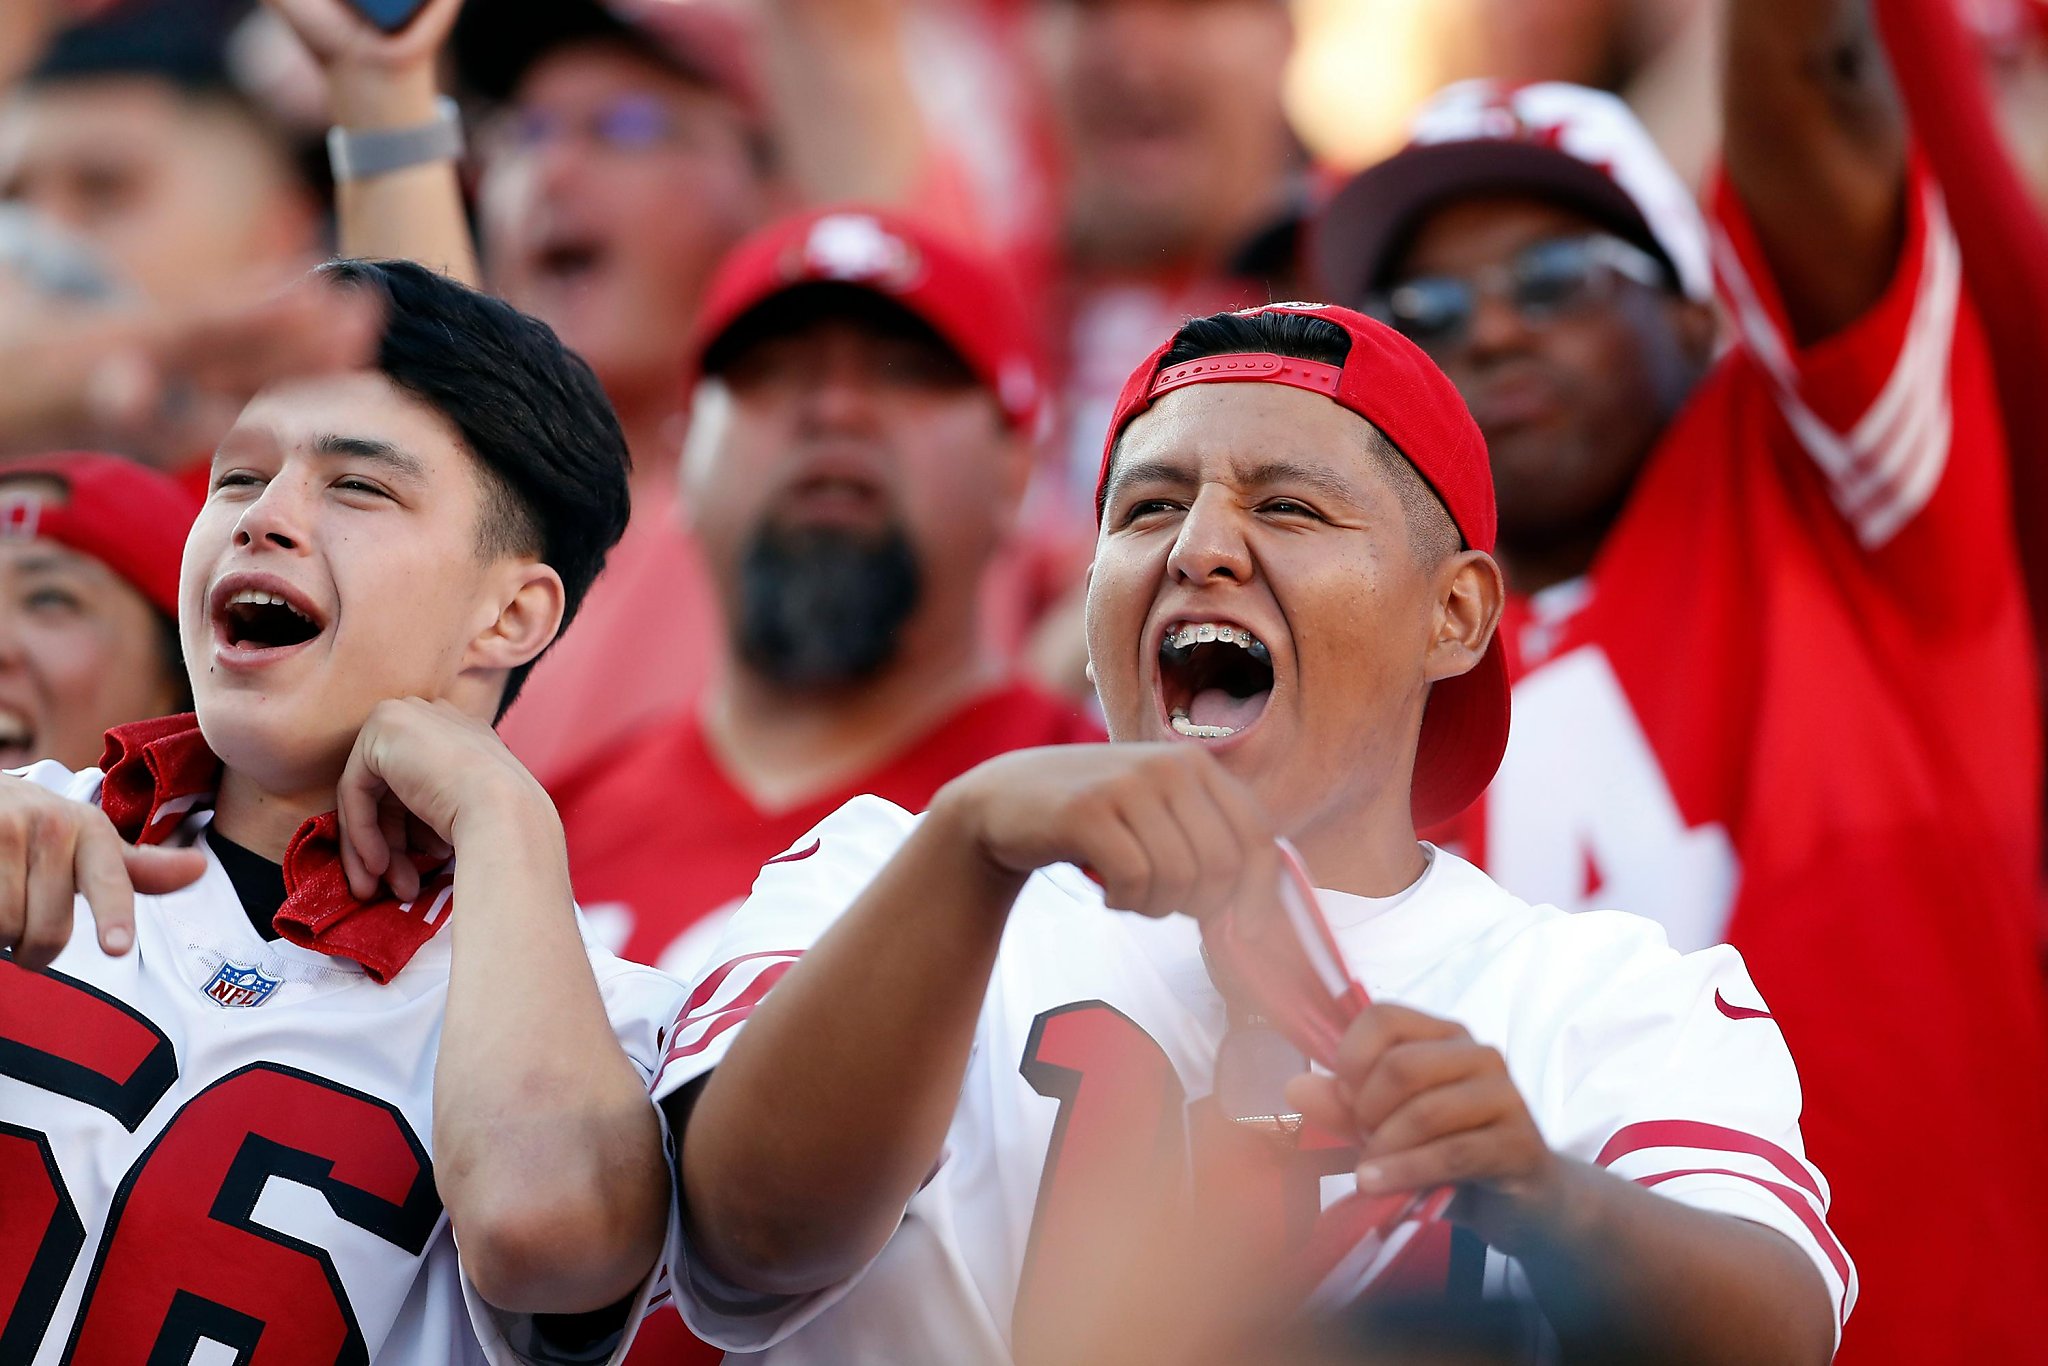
[733,521,922,689]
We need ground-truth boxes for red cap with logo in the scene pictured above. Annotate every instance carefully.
[689,206,1043,431]
[1096,302,1508,827]
[0,452,200,616]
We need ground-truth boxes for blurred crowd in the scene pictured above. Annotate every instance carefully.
[5,0,2048,1362]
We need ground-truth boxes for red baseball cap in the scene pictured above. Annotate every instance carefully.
[689,206,1044,431]
[1096,303,1508,827]
[0,452,200,616]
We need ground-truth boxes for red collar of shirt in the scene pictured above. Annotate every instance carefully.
[98,714,453,983]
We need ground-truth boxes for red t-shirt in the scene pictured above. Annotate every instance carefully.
[554,681,1103,979]
[553,681,1098,1366]
[1435,166,2048,1362]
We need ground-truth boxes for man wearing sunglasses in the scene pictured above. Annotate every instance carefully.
[1314,4,2048,1361]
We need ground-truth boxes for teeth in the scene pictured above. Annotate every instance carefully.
[0,708,29,745]
[1169,709,1236,740]
[1164,623,1270,662]
[227,589,312,622]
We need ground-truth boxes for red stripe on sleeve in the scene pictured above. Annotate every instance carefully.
[661,959,798,1072]
[677,950,803,1018]
[1594,1120,1823,1202]
[1636,1167,1852,1315]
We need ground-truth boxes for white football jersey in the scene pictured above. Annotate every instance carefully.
[0,760,686,1366]
[652,795,1854,1363]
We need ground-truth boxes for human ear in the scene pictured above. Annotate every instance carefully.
[1424,549,1504,685]
[465,562,567,676]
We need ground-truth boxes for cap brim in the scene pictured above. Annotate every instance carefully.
[1313,139,1670,309]
[1411,631,1510,830]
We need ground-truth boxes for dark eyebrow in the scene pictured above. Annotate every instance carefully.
[1102,456,1364,507]
[1236,459,1365,505]
[312,433,427,480]
[1100,458,1196,505]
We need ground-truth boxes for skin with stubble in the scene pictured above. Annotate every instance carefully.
[0,77,315,311]
[0,534,181,771]
[479,42,773,430]
[1386,196,1715,593]
[1036,0,1294,273]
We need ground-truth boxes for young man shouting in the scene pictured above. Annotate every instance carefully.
[0,260,680,1363]
[639,304,1852,1361]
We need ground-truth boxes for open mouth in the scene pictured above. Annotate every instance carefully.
[0,706,35,763]
[218,589,321,651]
[1158,621,1274,741]
[534,235,609,287]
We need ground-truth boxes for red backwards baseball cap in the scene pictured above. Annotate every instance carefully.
[0,452,200,616]
[1096,303,1508,827]
[689,206,1043,431]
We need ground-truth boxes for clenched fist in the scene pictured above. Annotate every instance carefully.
[936,743,1280,924]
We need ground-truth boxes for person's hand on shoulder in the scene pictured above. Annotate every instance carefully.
[335,697,560,904]
[935,742,1280,924]
[0,776,207,969]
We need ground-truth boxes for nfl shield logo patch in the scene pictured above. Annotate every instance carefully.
[203,961,281,1008]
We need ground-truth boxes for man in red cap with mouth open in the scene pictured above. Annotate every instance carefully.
[525,301,1852,1362]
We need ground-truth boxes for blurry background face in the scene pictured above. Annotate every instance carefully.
[183,373,517,796]
[1037,0,1293,269]
[479,41,772,416]
[0,526,180,772]
[684,306,1023,686]
[1385,195,1709,573]
[0,76,313,311]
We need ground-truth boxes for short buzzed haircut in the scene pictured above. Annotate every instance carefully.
[1148,309,1462,564]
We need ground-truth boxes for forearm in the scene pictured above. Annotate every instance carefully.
[680,794,1020,1295]
[759,0,926,205]
[435,794,664,1313]
[1513,1160,1834,1365]
[330,63,481,285]
[1723,0,1904,341]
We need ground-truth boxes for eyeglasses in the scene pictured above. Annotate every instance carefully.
[1364,234,1670,353]
[484,94,694,157]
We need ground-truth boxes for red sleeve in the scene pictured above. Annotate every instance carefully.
[1873,0,2048,621]
[1708,160,2012,608]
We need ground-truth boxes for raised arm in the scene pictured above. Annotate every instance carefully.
[261,0,481,286]
[1722,0,1906,344]
[673,744,1278,1295]
[756,0,930,208]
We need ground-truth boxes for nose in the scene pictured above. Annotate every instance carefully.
[231,481,307,554]
[797,340,884,435]
[1462,286,1540,361]
[1167,487,1253,586]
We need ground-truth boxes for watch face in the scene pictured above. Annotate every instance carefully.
[346,0,432,33]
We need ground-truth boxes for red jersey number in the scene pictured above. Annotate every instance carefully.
[0,960,441,1364]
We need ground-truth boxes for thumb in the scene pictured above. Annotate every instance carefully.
[122,844,210,894]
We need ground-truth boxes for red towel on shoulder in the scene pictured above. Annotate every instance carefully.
[97,714,453,983]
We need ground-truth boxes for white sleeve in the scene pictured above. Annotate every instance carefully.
[648,795,920,1352]
[464,927,694,1365]
[1535,914,1856,1345]
[7,758,104,802]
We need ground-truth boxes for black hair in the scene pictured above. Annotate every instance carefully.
[154,611,192,713]
[320,259,632,715]
[1117,308,1461,562]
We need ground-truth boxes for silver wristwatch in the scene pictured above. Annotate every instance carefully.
[326,96,465,183]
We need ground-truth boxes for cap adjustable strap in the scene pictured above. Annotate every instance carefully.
[1148,352,1343,401]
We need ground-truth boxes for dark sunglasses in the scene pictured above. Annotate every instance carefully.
[1364,234,1670,352]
